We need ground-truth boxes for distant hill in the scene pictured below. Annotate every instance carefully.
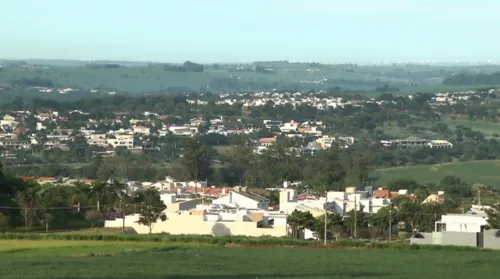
[1,59,500,93]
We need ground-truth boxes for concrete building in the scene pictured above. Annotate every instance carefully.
[435,213,488,233]
[411,212,500,249]
[107,134,134,149]
[427,140,453,148]
[105,208,287,237]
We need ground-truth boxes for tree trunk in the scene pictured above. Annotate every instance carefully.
[24,209,28,232]
[45,223,49,233]
[77,201,81,213]
[97,200,100,212]
[149,225,152,234]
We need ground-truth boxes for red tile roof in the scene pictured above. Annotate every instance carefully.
[18,176,35,181]
[37,177,56,182]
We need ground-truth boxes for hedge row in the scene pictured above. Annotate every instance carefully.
[0,233,492,252]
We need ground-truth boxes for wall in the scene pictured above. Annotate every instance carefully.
[105,214,140,228]
[411,231,479,248]
[441,231,477,247]
[129,212,287,237]
[483,230,500,249]
[410,233,434,245]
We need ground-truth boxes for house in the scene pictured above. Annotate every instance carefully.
[411,212,500,249]
[279,121,299,133]
[301,142,321,156]
[422,194,445,204]
[0,115,18,128]
[212,190,269,210]
[190,118,206,127]
[107,134,134,149]
[105,208,286,237]
[133,125,150,135]
[263,120,282,129]
[43,140,69,151]
[435,213,488,233]
[258,136,277,147]
[315,136,335,150]
[86,134,108,147]
[37,177,57,184]
[427,140,453,148]
[0,138,31,149]
[380,136,428,148]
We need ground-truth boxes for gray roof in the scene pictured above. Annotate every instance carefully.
[233,191,269,202]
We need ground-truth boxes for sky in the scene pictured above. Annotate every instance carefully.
[2,0,500,63]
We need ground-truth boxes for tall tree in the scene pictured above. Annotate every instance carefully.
[486,203,500,229]
[397,200,422,233]
[0,213,9,231]
[180,138,213,182]
[369,206,397,237]
[90,180,108,212]
[314,213,345,240]
[304,147,345,191]
[286,210,315,239]
[138,189,167,234]
[16,182,40,231]
[85,210,104,228]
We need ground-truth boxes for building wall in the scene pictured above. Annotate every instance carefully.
[440,214,488,233]
[483,230,500,249]
[105,214,140,228]
[129,213,287,237]
[410,233,434,245]
[441,231,477,247]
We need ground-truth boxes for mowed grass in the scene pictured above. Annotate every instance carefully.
[1,240,500,279]
[372,160,500,187]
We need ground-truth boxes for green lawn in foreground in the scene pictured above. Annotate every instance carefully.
[371,160,500,187]
[0,240,499,279]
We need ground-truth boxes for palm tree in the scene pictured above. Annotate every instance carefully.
[72,181,91,212]
[90,180,108,212]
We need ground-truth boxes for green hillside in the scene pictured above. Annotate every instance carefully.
[372,160,500,188]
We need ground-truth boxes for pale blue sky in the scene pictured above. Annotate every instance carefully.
[2,0,499,63]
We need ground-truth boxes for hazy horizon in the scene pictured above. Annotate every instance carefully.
[3,0,500,63]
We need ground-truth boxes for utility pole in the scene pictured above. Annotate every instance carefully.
[122,192,125,233]
[324,188,328,246]
[389,204,392,242]
[478,188,481,206]
[354,194,357,239]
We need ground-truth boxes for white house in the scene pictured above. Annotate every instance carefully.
[435,213,488,233]
[279,121,299,133]
[107,134,134,149]
[212,190,269,210]
[133,125,151,135]
[427,140,453,148]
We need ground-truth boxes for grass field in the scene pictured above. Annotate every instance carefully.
[1,240,499,279]
[442,117,500,136]
[371,160,500,187]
